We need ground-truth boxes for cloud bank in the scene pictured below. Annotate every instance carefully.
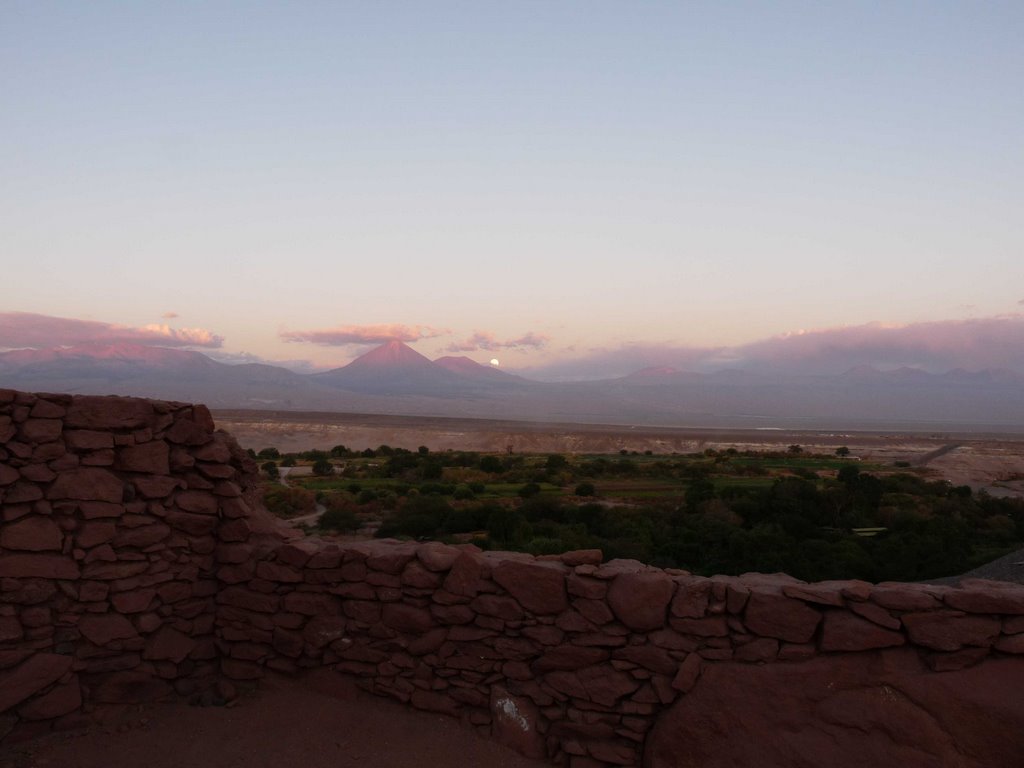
[0,312,224,349]
[280,323,447,346]
[445,330,550,353]
[528,316,1024,380]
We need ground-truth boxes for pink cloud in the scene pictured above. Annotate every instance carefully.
[445,330,550,353]
[0,312,224,349]
[526,315,1024,380]
[161,311,179,319]
[736,316,1024,372]
[280,323,447,346]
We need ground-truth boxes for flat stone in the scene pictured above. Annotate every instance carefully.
[0,617,23,643]
[670,579,711,618]
[131,475,184,498]
[545,664,640,707]
[492,559,569,615]
[903,611,1001,651]
[744,591,822,643]
[995,634,1024,654]
[0,654,74,712]
[382,603,433,634]
[112,523,171,548]
[17,678,81,720]
[64,430,114,450]
[4,482,44,503]
[78,614,139,646]
[533,646,609,672]
[0,554,80,579]
[442,551,486,597]
[303,616,347,649]
[48,468,123,503]
[0,463,19,485]
[782,583,845,607]
[849,600,901,630]
[175,490,218,515]
[365,541,419,574]
[820,611,905,652]
[143,625,196,663]
[110,588,157,614]
[870,584,942,611]
[944,581,1024,615]
[0,516,62,551]
[28,400,66,419]
[18,418,63,443]
[560,549,603,566]
[734,637,780,663]
[613,645,677,675]
[65,397,154,429]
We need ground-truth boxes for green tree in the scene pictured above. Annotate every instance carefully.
[479,455,503,473]
[312,459,334,476]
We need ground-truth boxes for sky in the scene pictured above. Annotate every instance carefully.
[2,2,1022,378]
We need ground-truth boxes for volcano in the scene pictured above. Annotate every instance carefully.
[312,340,470,394]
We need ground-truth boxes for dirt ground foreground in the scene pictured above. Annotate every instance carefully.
[0,672,544,768]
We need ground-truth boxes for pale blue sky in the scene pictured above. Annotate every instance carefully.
[2,2,1022,372]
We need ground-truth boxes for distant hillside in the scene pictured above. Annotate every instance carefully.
[2,341,1023,430]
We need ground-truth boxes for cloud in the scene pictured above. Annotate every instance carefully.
[161,311,179,319]
[0,312,224,349]
[735,316,1024,373]
[445,330,550,353]
[280,323,447,346]
[526,315,1024,380]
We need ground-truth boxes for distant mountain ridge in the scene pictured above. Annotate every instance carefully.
[1,340,1022,430]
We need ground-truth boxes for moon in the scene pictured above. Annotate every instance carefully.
[490,358,500,366]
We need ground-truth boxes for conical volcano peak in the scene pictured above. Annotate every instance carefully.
[347,340,433,369]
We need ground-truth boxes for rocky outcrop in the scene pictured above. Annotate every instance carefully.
[2,388,1024,767]
[644,650,1024,768]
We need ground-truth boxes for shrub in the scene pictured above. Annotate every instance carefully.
[575,482,596,497]
[312,459,334,476]
[262,486,316,517]
[518,482,541,499]
[479,455,503,473]
[320,507,360,532]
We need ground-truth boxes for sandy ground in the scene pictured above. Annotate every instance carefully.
[215,409,1024,498]
[0,673,544,768]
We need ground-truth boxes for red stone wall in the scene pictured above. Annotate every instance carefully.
[0,389,256,742]
[3,390,1024,766]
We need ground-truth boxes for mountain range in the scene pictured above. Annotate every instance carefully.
[1,340,1022,431]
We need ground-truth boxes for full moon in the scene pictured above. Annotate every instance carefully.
[490,359,500,366]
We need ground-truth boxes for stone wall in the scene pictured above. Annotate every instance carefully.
[3,390,1024,766]
[0,389,261,741]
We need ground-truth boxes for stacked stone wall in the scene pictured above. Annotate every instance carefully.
[3,390,1024,766]
[0,389,256,742]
